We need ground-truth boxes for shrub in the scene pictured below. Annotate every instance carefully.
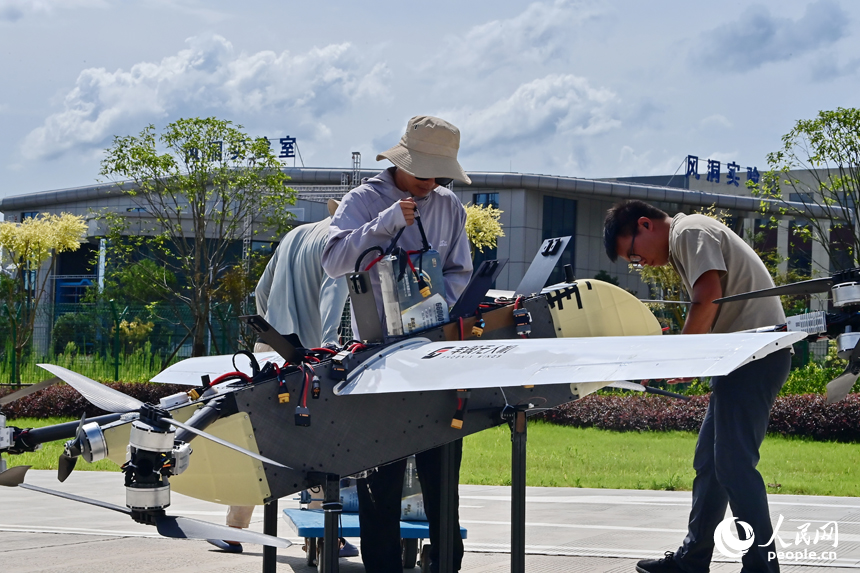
[535,393,860,442]
[51,311,104,354]
[0,381,188,419]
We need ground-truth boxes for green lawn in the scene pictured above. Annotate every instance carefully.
[5,417,858,497]
[461,422,860,497]
[3,417,120,473]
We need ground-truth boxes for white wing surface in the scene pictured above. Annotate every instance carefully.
[333,332,804,396]
[151,352,282,385]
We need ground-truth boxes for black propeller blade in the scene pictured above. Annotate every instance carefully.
[0,465,31,487]
[0,377,61,406]
[156,515,291,547]
[37,364,289,469]
[38,363,143,413]
[167,417,288,468]
[58,413,87,483]
[0,469,291,548]
[713,277,833,304]
[606,381,691,401]
[19,482,134,515]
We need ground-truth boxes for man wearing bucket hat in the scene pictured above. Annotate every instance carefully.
[209,200,352,555]
[323,116,473,572]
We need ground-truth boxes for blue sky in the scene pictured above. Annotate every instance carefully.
[1,0,858,199]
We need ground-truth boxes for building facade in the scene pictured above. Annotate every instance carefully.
[0,165,825,306]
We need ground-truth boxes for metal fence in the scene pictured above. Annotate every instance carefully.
[2,301,247,384]
[2,298,356,385]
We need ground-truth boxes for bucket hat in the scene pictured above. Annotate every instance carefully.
[377,116,471,184]
[327,198,340,217]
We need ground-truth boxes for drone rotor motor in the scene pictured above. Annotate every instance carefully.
[79,422,108,464]
[832,282,860,308]
[125,408,176,512]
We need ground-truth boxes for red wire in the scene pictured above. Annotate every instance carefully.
[364,255,384,271]
[301,366,309,407]
[310,347,337,355]
[209,371,252,386]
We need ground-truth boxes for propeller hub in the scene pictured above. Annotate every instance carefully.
[833,282,860,308]
[126,485,171,511]
[837,331,860,360]
[79,422,108,463]
[130,420,175,453]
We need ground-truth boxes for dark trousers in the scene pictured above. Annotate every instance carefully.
[358,458,408,573]
[416,439,465,573]
[674,349,791,573]
[357,440,464,573]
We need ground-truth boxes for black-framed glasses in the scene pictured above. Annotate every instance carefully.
[628,227,643,267]
[416,177,454,186]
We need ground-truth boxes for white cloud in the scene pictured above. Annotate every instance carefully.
[0,0,107,21]
[20,34,390,160]
[700,114,733,129]
[617,147,684,178]
[435,0,600,73]
[695,0,849,72]
[442,74,620,151]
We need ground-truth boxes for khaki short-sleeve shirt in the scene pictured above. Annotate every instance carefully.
[668,213,785,333]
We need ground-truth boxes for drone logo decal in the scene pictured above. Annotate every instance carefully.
[422,347,455,359]
[421,344,518,360]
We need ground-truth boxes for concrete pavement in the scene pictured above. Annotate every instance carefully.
[1,470,857,572]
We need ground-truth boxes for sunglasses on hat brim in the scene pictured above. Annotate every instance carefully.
[415,177,454,186]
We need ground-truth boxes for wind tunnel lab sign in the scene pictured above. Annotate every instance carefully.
[186,136,298,161]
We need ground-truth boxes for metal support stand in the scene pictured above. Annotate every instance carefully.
[321,474,342,573]
[439,442,458,573]
[263,499,278,573]
[506,407,528,573]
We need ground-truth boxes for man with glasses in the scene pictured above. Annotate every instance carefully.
[322,115,472,572]
[603,200,788,573]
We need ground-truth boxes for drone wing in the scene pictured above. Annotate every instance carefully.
[334,331,805,395]
[150,352,282,385]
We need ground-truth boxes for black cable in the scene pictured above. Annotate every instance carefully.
[354,246,384,273]
[385,227,406,255]
[232,350,260,377]
[415,214,431,252]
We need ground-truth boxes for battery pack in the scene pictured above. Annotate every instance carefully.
[377,249,448,336]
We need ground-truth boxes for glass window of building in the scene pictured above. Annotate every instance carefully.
[542,196,576,285]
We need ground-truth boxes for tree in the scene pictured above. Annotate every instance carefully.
[99,117,296,357]
[212,249,274,350]
[0,213,88,384]
[752,107,860,272]
[464,203,504,259]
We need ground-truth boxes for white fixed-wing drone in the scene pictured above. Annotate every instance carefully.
[0,237,808,573]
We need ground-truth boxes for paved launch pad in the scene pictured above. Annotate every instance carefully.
[1,471,857,572]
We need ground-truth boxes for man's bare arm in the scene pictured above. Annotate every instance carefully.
[657,269,723,385]
[681,269,723,335]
